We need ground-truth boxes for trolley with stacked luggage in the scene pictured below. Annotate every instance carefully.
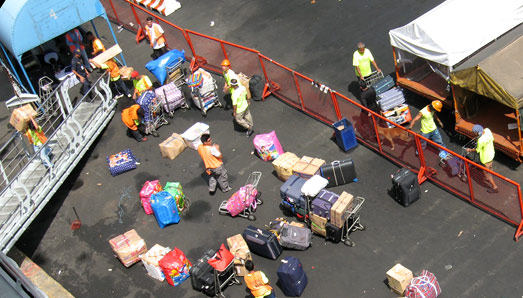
[187,68,222,116]
[136,90,169,136]
[155,82,189,118]
[219,171,263,221]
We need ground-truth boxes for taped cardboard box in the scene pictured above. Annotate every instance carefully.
[10,104,37,131]
[159,133,186,160]
[330,191,354,228]
[310,213,327,237]
[289,221,306,228]
[292,156,326,180]
[272,152,300,181]
[238,73,252,99]
[226,234,252,276]
[109,229,148,267]
[140,244,171,281]
[386,263,413,294]
[91,44,122,65]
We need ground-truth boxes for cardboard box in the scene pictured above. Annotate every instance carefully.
[292,156,326,180]
[386,263,413,294]
[119,66,134,80]
[159,133,186,160]
[181,122,210,150]
[226,234,252,276]
[10,104,37,131]
[238,73,252,99]
[289,221,306,228]
[109,229,148,267]
[310,213,327,237]
[140,244,171,281]
[272,152,300,181]
[91,44,122,65]
[330,191,354,228]
[382,104,412,128]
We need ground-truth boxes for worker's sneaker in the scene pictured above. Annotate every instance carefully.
[487,188,499,194]
[246,129,254,137]
[139,137,148,142]
[222,186,233,193]
[152,131,160,137]
[115,94,124,99]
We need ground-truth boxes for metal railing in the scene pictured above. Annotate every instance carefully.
[0,72,116,253]
[102,0,523,241]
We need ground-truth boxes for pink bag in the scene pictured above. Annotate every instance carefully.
[253,131,284,161]
[226,185,258,216]
[140,180,163,215]
[404,270,441,298]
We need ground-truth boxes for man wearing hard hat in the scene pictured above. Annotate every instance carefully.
[221,59,239,95]
[409,100,447,154]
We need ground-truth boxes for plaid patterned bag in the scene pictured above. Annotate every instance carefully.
[404,270,441,298]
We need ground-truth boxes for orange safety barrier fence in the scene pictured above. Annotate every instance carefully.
[103,0,523,241]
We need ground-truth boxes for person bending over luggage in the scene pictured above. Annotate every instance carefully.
[231,79,254,137]
[466,124,499,193]
[408,100,447,155]
[353,42,381,82]
[197,134,232,194]
[90,58,131,99]
[359,80,378,115]
[244,260,276,298]
[121,104,148,142]
[131,71,153,100]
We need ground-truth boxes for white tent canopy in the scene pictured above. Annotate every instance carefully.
[389,0,523,68]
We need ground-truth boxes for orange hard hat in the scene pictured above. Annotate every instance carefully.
[431,100,442,112]
[221,59,231,67]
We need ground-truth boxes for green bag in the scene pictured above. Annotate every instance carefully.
[164,182,186,211]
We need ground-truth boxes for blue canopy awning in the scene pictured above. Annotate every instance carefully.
[0,0,106,58]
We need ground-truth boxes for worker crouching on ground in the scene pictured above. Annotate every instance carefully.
[197,134,232,194]
[121,104,148,142]
[25,116,54,169]
[467,124,499,193]
[230,79,254,137]
[244,260,276,298]
[408,100,447,155]
[131,71,153,100]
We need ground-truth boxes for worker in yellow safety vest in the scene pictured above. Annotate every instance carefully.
[408,100,447,155]
[86,31,106,56]
[244,260,275,298]
[467,124,499,193]
[353,41,381,81]
[145,16,167,59]
[131,71,153,99]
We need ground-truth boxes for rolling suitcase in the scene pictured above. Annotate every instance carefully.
[280,175,308,210]
[242,225,282,260]
[372,75,395,95]
[325,222,342,243]
[391,168,420,207]
[190,249,216,294]
[277,256,308,297]
[377,87,406,111]
[311,189,339,220]
[279,224,312,250]
[320,159,358,188]
[155,82,186,116]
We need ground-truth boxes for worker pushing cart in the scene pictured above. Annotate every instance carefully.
[135,90,169,137]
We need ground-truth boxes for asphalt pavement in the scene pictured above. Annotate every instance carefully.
[5,1,523,297]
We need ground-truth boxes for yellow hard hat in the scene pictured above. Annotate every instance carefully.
[431,100,442,112]
[221,59,231,67]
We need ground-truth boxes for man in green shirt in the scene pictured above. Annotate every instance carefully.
[467,124,498,193]
[353,42,381,81]
[231,79,254,137]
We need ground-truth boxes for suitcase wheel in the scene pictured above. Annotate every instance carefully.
[343,239,355,247]
[248,214,256,221]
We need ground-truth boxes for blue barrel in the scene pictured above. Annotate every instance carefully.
[333,118,357,151]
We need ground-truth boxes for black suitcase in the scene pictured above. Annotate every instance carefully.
[320,159,358,188]
[325,222,342,243]
[391,168,420,207]
[243,225,282,260]
[189,249,216,294]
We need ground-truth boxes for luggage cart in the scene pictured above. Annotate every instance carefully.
[165,56,187,88]
[439,137,477,182]
[155,81,189,118]
[219,171,263,221]
[341,196,365,247]
[363,71,384,87]
[188,71,223,116]
[211,256,242,298]
[136,91,169,136]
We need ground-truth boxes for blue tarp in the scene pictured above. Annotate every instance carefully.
[0,0,106,58]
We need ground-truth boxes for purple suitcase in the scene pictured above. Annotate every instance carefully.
[311,189,339,220]
[155,82,186,115]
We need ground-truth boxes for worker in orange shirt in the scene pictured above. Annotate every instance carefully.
[90,58,131,99]
[144,16,167,59]
[197,134,232,194]
[121,104,148,142]
[86,31,106,57]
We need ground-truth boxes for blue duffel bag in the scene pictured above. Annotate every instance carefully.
[150,191,180,228]
[145,49,185,84]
